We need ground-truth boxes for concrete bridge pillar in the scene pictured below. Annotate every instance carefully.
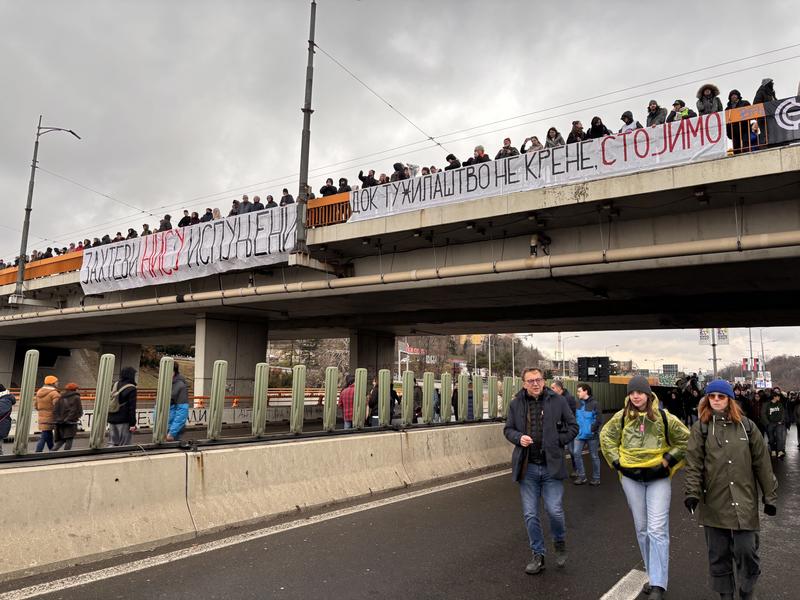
[194,316,268,397]
[99,343,142,380]
[349,330,395,379]
[0,340,15,387]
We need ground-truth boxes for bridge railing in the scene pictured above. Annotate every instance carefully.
[0,251,83,286]
[306,192,351,227]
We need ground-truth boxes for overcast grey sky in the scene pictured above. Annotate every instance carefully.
[1,1,799,368]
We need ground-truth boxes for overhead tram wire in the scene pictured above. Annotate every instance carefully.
[313,42,449,153]
[25,45,800,249]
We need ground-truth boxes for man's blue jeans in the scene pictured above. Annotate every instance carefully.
[35,430,54,452]
[518,462,566,555]
[573,437,601,482]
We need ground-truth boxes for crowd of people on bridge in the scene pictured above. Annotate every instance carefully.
[1,76,789,270]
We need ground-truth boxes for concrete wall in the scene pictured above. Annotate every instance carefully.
[0,339,14,386]
[0,423,508,581]
[349,329,395,377]
[0,453,195,580]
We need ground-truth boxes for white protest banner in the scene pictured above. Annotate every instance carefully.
[80,204,297,294]
[348,113,727,222]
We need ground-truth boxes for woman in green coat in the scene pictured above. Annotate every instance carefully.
[684,380,778,600]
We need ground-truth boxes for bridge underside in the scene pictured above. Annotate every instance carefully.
[2,246,798,347]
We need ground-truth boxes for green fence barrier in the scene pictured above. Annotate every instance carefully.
[12,350,38,456]
[152,357,173,444]
[401,370,415,425]
[487,375,498,419]
[251,362,269,437]
[501,376,513,420]
[550,379,628,413]
[378,369,392,426]
[440,372,452,423]
[457,374,469,423]
[421,372,434,425]
[472,374,484,422]
[290,365,306,434]
[206,360,227,440]
[353,368,367,430]
[89,354,115,450]
[323,366,338,432]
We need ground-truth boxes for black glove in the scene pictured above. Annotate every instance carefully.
[684,497,699,515]
[764,504,777,516]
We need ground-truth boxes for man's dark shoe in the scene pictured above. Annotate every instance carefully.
[573,477,587,485]
[554,541,567,568]
[589,479,601,486]
[739,590,756,600]
[525,553,544,575]
[648,585,665,599]
[641,582,652,596]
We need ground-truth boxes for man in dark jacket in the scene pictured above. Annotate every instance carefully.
[586,116,612,139]
[646,100,667,127]
[337,178,351,193]
[495,137,520,159]
[319,178,337,197]
[726,89,752,154]
[358,169,378,188]
[108,366,138,446]
[200,208,214,222]
[0,384,16,454]
[753,78,776,104]
[464,145,491,166]
[551,380,579,478]
[666,99,697,123]
[390,162,407,182]
[761,391,786,459]
[177,210,192,227]
[264,195,277,209]
[504,367,578,575]
[444,154,461,171]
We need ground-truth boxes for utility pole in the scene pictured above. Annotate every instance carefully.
[12,115,80,306]
[296,0,317,252]
[759,328,766,374]
[710,327,718,378]
[748,327,755,383]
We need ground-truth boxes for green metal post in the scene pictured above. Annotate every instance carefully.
[457,373,469,423]
[401,370,415,425]
[152,356,174,444]
[378,369,391,426]
[206,360,227,440]
[251,362,269,436]
[323,366,338,432]
[290,365,306,434]
[12,349,38,456]
[487,375,498,419]
[472,374,484,421]
[353,368,368,430]
[502,376,513,419]
[439,372,452,422]
[514,376,523,393]
[89,353,115,449]
[421,371,434,424]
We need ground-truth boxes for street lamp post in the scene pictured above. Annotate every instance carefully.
[295,0,317,253]
[11,115,80,306]
[562,335,579,378]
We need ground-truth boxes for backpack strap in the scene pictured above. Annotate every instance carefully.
[659,408,671,447]
[111,383,136,398]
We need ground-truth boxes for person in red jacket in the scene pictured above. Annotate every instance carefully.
[338,375,356,429]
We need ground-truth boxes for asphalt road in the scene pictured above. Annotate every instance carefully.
[2,428,798,600]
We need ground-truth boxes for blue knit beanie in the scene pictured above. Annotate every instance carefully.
[705,379,734,399]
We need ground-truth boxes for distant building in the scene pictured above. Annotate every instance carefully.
[662,364,679,379]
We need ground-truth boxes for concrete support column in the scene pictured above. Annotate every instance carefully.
[194,316,268,397]
[99,343,142,380]
[349,330,395,380]
[0,340,16,387]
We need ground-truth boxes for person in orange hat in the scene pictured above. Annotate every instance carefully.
[35,375,60,452]
[52,383,83,451]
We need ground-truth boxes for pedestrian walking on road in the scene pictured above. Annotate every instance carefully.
[52,383,83,451]
[684,380,777,600]
[504,367,578,575]
[166,363,189,442]
[338,375,355,429]
[551,381,578,478]
[34,375,60,452]
[600,376,690,600]
[107,367,138,446]
[0,384,17,455]
[573,383,603,485]
[761,390,787,459]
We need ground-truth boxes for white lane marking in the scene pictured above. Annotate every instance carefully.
[0,469,510,600]
[600,568,649,600]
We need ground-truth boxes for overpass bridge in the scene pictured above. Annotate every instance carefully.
[0,126,799,389]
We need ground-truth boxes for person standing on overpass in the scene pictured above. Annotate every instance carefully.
[166,363,189,442]
[338,375,355,429]
[504,367,578,575]
[600,376,690,600]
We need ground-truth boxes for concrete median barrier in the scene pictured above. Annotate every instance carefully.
[401,423,508,483]
[0,453,194,581]
[186,433,411,533]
